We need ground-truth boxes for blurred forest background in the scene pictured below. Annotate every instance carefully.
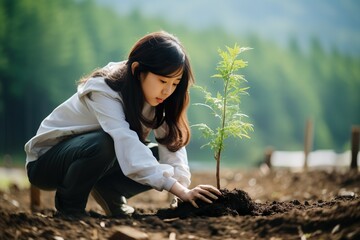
[0,0,359,168]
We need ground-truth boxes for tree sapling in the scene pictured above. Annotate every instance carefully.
[193,45,253,189]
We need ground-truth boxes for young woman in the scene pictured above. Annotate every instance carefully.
[25,31,221,218]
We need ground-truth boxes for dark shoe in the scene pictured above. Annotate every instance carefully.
[54,191,88,218]
[53,209,90,220]
[91,188,135,217]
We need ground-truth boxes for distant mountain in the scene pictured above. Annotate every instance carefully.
[96,0,360,56]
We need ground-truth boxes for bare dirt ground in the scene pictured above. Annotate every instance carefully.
[1,166,359,239]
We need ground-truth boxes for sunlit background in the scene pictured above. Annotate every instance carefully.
[0,0,359,169]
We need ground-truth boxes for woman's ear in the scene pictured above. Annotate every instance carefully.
[131,62,139,75]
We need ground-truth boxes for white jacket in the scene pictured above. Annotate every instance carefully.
[24,67,191,191]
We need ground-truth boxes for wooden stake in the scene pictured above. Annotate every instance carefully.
[264,147,273,169]
[350,126,359,171]
[304,119,313,170]
[30,184,40,211]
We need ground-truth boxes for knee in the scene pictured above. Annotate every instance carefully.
[27,162,39,186]
[26,163,36,185]
[94,131,114,151]
[83,131,115,164]
[27,162,56,190]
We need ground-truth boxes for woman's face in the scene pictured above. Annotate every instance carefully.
[140,71,182,106]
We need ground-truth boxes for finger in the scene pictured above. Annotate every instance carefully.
[190,200,199,208]
[197,194,213,204]
[199,190,218,200]
[200,185,222,196]
[197,188,220,200]
[193,190,214,203]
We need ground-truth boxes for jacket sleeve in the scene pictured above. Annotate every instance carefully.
[154,125,191,188]
[81,90,178,191]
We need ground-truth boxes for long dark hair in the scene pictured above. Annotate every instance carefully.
[79,31,194,152]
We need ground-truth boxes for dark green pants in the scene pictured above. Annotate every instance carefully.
[27,130,157,213]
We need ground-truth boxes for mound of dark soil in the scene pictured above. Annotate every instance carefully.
[156,189,256,219]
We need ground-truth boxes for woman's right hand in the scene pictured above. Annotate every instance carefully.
[184,184,222,208]
[170,182,222,208]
